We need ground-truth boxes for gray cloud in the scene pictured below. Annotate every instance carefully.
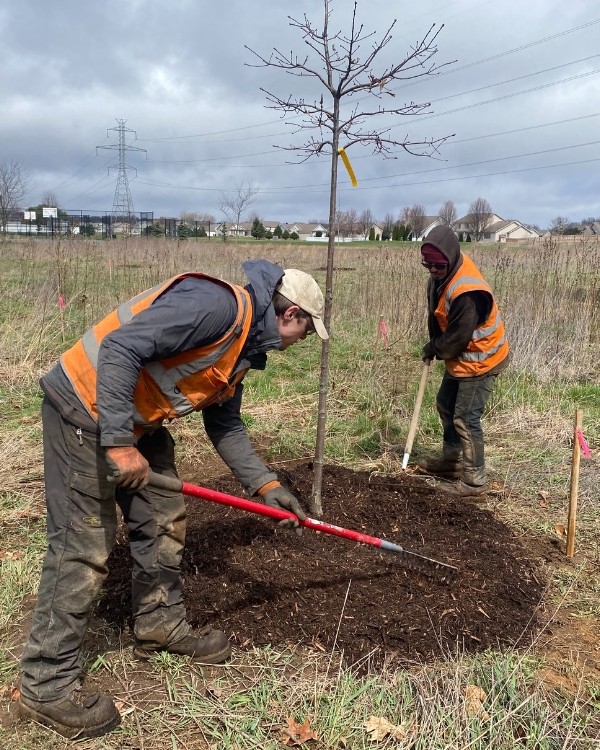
[2,0,599,227]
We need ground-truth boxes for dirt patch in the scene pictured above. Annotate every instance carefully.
[97,463,559,668]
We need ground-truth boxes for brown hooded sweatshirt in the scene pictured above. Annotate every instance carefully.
[421,225,509,378]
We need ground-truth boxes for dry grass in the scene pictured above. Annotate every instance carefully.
[1,235,600,746]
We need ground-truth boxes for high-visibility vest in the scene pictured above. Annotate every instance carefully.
[61,273,253,433]
[434,254,509,377]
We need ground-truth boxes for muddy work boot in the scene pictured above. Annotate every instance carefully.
[18,690,120,739]
[436,479,488,499]
[416,456,462,478]
[134,627,231,664]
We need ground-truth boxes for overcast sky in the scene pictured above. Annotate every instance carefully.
[2,0,599,227]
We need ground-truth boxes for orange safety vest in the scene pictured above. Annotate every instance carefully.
[434,254,509,378]
[61,273,253,433]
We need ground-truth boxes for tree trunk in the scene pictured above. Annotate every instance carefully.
[311,97,340,516]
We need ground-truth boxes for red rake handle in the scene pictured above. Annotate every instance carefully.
[147,472,458,580]
[148,471,381,545]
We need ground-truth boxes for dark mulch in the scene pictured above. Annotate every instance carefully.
[98,463,559,668]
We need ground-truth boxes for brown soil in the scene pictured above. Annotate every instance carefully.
[97,463,561,668]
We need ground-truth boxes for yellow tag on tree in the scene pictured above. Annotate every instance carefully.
[337,147,358,187]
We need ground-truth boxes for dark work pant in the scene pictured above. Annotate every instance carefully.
[436,371,497,486]
[21,397,188,702]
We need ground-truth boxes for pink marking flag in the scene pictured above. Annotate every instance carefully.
[576,429,591,458]
[58,294,66,310]
[380,320,389,350]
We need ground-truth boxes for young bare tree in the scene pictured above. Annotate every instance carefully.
[408,204,427,239]
[466,197,494,241]
[398,206,411,227]
[549,216,569,236]
[382,212,395,240]
[217,181,259,234]
[0,160,31,232]
[358,208,375,240]
[247,0,452,513]
[41,190,60,208]
[438,199,457,228]
[335,208,358,238]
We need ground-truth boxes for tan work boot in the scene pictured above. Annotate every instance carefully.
[436,479,487,499]
[416,456,462,478]
[134,627,231,664]
[18,690,120,739]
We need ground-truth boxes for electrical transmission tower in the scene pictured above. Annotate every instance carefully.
[97,120,146,227]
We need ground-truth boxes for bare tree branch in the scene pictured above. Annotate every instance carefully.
[438,200,457,228]
[466,197,494,241]
[217,181,259,230]
[0,160,31,232]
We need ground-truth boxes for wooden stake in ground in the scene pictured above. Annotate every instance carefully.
[566,409,583,558]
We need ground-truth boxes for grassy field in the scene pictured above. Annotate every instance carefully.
[1,235,600,748]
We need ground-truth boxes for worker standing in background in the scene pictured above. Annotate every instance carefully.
[416,225,509,497]
[19,260,328,740]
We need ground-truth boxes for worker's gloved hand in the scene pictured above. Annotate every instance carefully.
[258,482,306,536]
[421,341,435,363]
[106,446,149,491]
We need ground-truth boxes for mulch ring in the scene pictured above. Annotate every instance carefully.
[98,463,559,669]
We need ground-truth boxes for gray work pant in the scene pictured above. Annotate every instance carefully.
[21,397,189,702]
[436,371,497,486]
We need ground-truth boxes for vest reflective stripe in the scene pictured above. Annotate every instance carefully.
[142,293,250,418]
[471,314,501,340]
[460,332,507,362]
[444,276,492,315]
[434,254,509,377]
[61,273,253,428]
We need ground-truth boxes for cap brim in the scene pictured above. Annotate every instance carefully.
[312,316,329,340]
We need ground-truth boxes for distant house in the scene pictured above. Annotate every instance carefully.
[284,222,328,240]
[411,216,444,240]
[582,221,600,236]
[455,213,540,242]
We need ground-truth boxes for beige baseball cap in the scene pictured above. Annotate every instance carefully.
[277,269,329,340]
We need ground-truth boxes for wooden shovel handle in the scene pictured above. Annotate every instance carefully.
[402,361,431,470]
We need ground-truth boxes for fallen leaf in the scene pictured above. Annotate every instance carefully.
[538,490,549,500]
[364,715,407,742]
[114,700,125,711]
[554,523,567,536]
[338,737,348,748]
[11,687,21,702]
[0,550,24,560]
[464,685,489,721]
[281,716,318,745]
[538,500,548,508]
[491,481,501,489]
[206,682,223,698]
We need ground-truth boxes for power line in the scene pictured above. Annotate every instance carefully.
[350,140,600,186]
[135,54,600,168]
[134,154,600,195]
[135,112,600,170]
[386,66,600,131]
[425,53,600,108]
[360,17,600,102]
[135,17,600,144]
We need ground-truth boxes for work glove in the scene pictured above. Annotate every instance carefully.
[258,482,307,536]
[106,446,149,491]
[421,341,435,363]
